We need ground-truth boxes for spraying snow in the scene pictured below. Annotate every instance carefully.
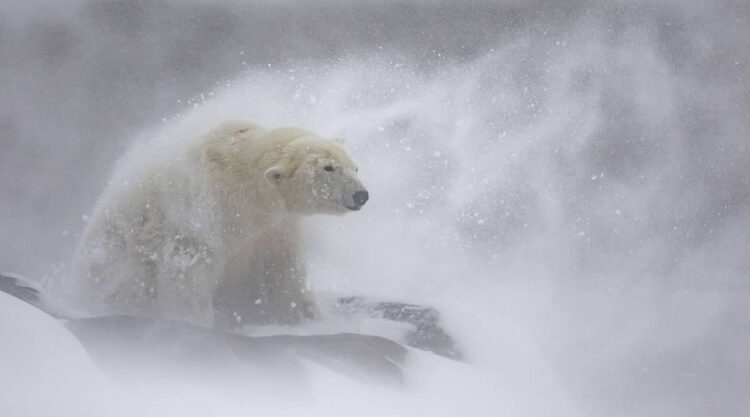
[1,1,749,416]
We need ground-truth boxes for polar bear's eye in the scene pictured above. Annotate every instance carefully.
[323,165,335,172]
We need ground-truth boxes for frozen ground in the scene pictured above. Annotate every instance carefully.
[1,1,749,416]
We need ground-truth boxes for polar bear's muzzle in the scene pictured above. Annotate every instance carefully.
[348,190,369,211]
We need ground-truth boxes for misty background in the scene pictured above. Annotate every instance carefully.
[1,1,749,416]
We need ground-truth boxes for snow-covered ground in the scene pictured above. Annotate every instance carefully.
[0,288,576,417]
[1,1,749,416]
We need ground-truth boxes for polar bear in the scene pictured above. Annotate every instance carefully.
[69,121,368,327]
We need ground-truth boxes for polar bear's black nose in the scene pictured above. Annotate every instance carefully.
[352,190,369,208]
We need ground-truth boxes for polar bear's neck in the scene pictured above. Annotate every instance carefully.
[192,127,293,238]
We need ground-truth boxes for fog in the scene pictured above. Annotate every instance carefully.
[1,1,749,416]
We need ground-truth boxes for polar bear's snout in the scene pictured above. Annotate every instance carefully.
[349,190,369,211]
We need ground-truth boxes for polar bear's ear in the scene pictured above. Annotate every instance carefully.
[264,166,284,186]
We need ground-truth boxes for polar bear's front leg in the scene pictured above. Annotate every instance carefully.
[213,224,318,328]
[256,225,319,325]
[262,251,319,324]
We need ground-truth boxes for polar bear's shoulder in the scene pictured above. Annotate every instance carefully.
[203,120,265,141]
[198,121,323,148]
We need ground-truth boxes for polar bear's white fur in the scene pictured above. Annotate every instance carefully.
[70,121,368,327]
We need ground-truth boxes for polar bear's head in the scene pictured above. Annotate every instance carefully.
[264,136,368,214]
